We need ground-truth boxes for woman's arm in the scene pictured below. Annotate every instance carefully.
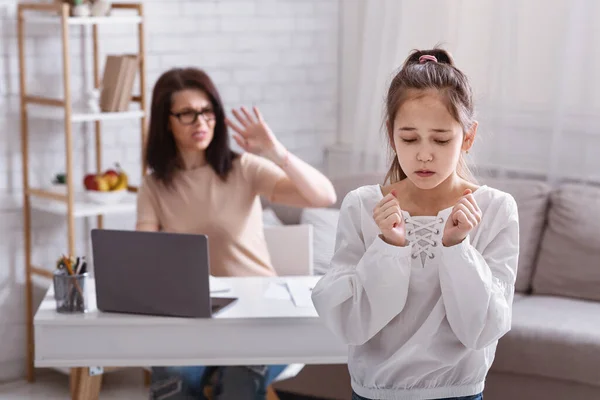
[226,106,336,208]
[266,144,337,208]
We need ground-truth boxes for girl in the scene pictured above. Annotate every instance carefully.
[311,49,519,400]
[138,67,337,399]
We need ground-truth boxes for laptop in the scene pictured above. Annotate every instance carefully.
[90,229,237,318]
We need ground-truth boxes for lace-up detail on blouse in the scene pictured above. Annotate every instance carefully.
[405,217,444,264]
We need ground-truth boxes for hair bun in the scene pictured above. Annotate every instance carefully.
[407,48,454,66]
[418,54,437,63]
[429,49,454,65]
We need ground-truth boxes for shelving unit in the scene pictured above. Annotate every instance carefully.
[25,14,143,26]
[17,1,148,396]
[29,185,138,217]
[27,103,145,122]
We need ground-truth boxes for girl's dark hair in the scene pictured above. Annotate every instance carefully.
[384,47,476,184]
[145,67,237,185]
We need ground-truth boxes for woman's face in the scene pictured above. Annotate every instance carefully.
[168,89,216,152]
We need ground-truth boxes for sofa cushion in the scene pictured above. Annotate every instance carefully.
[478,177,551,293]
[491,295,600,388]
[261,202,303,225]
[329,173,386,209]
[262,208,284,226]
[300,208,340,275]
[531,183,600,301]
[512,293,526,303]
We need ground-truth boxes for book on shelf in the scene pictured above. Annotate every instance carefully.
[99,54,139,113]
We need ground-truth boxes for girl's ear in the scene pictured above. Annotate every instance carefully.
[462,120,478,152]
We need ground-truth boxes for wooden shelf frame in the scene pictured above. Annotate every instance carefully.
[17,2,149,397]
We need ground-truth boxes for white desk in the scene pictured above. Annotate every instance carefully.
[34,276,348,368]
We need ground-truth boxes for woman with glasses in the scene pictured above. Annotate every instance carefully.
[138,67,337,399]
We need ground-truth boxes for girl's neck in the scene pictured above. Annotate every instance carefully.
[178,148,207,170]
[399,173,466,215]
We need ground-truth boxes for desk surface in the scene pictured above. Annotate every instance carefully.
[34,276,348,368]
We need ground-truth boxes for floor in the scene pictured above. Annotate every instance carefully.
[0,368,319,399]
[0,368,148,399]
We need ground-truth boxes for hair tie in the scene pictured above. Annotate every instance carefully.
[419,55,437,64]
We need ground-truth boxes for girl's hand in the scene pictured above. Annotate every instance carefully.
[442,189,482,247]
[225,106,286,164]
[373,190,406,247]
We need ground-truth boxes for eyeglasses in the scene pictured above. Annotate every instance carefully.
[170,108,216,125]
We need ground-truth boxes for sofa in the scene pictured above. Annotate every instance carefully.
[263,173,600,400]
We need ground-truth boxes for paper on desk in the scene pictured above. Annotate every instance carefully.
[263,280,315,307]
[285,280,314,308]
[263,282,291,300]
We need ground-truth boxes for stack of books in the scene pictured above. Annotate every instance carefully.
[99,54,139,112]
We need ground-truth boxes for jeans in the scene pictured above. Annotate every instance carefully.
[149,365,288,399]
[351,391,483,400]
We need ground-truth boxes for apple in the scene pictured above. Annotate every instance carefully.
[95,176,110,191]
[83,174,98,191]
[103,163,123,189]
[103,169,119,188]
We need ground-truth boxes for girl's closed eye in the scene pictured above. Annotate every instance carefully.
[400,137,451,144]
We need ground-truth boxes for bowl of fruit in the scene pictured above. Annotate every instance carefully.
[83,163,129,204]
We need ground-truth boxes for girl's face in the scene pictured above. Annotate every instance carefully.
[390,90,476,190]
[168,89,216,152]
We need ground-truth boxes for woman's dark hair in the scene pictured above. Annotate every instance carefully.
[145,67,238,185]
[384,47,476,184]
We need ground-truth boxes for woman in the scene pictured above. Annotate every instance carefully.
[138,67,336,399]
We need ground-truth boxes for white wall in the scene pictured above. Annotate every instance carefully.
[0,0,339,382]
[332,0,600,183]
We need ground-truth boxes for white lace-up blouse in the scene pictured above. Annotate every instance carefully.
[311,184,519,400]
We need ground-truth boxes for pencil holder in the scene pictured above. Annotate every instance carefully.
[53,270,88,313]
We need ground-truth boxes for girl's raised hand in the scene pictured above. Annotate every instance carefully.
[373,190,407,247]
[442,189,482,247]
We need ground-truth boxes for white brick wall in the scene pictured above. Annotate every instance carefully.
[0,0,339,382]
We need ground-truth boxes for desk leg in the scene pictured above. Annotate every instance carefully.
[69,368,77,397]
[69,367,103,400]
[144,368,152,387]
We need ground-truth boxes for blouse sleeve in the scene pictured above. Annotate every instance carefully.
[240,152,287,201]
